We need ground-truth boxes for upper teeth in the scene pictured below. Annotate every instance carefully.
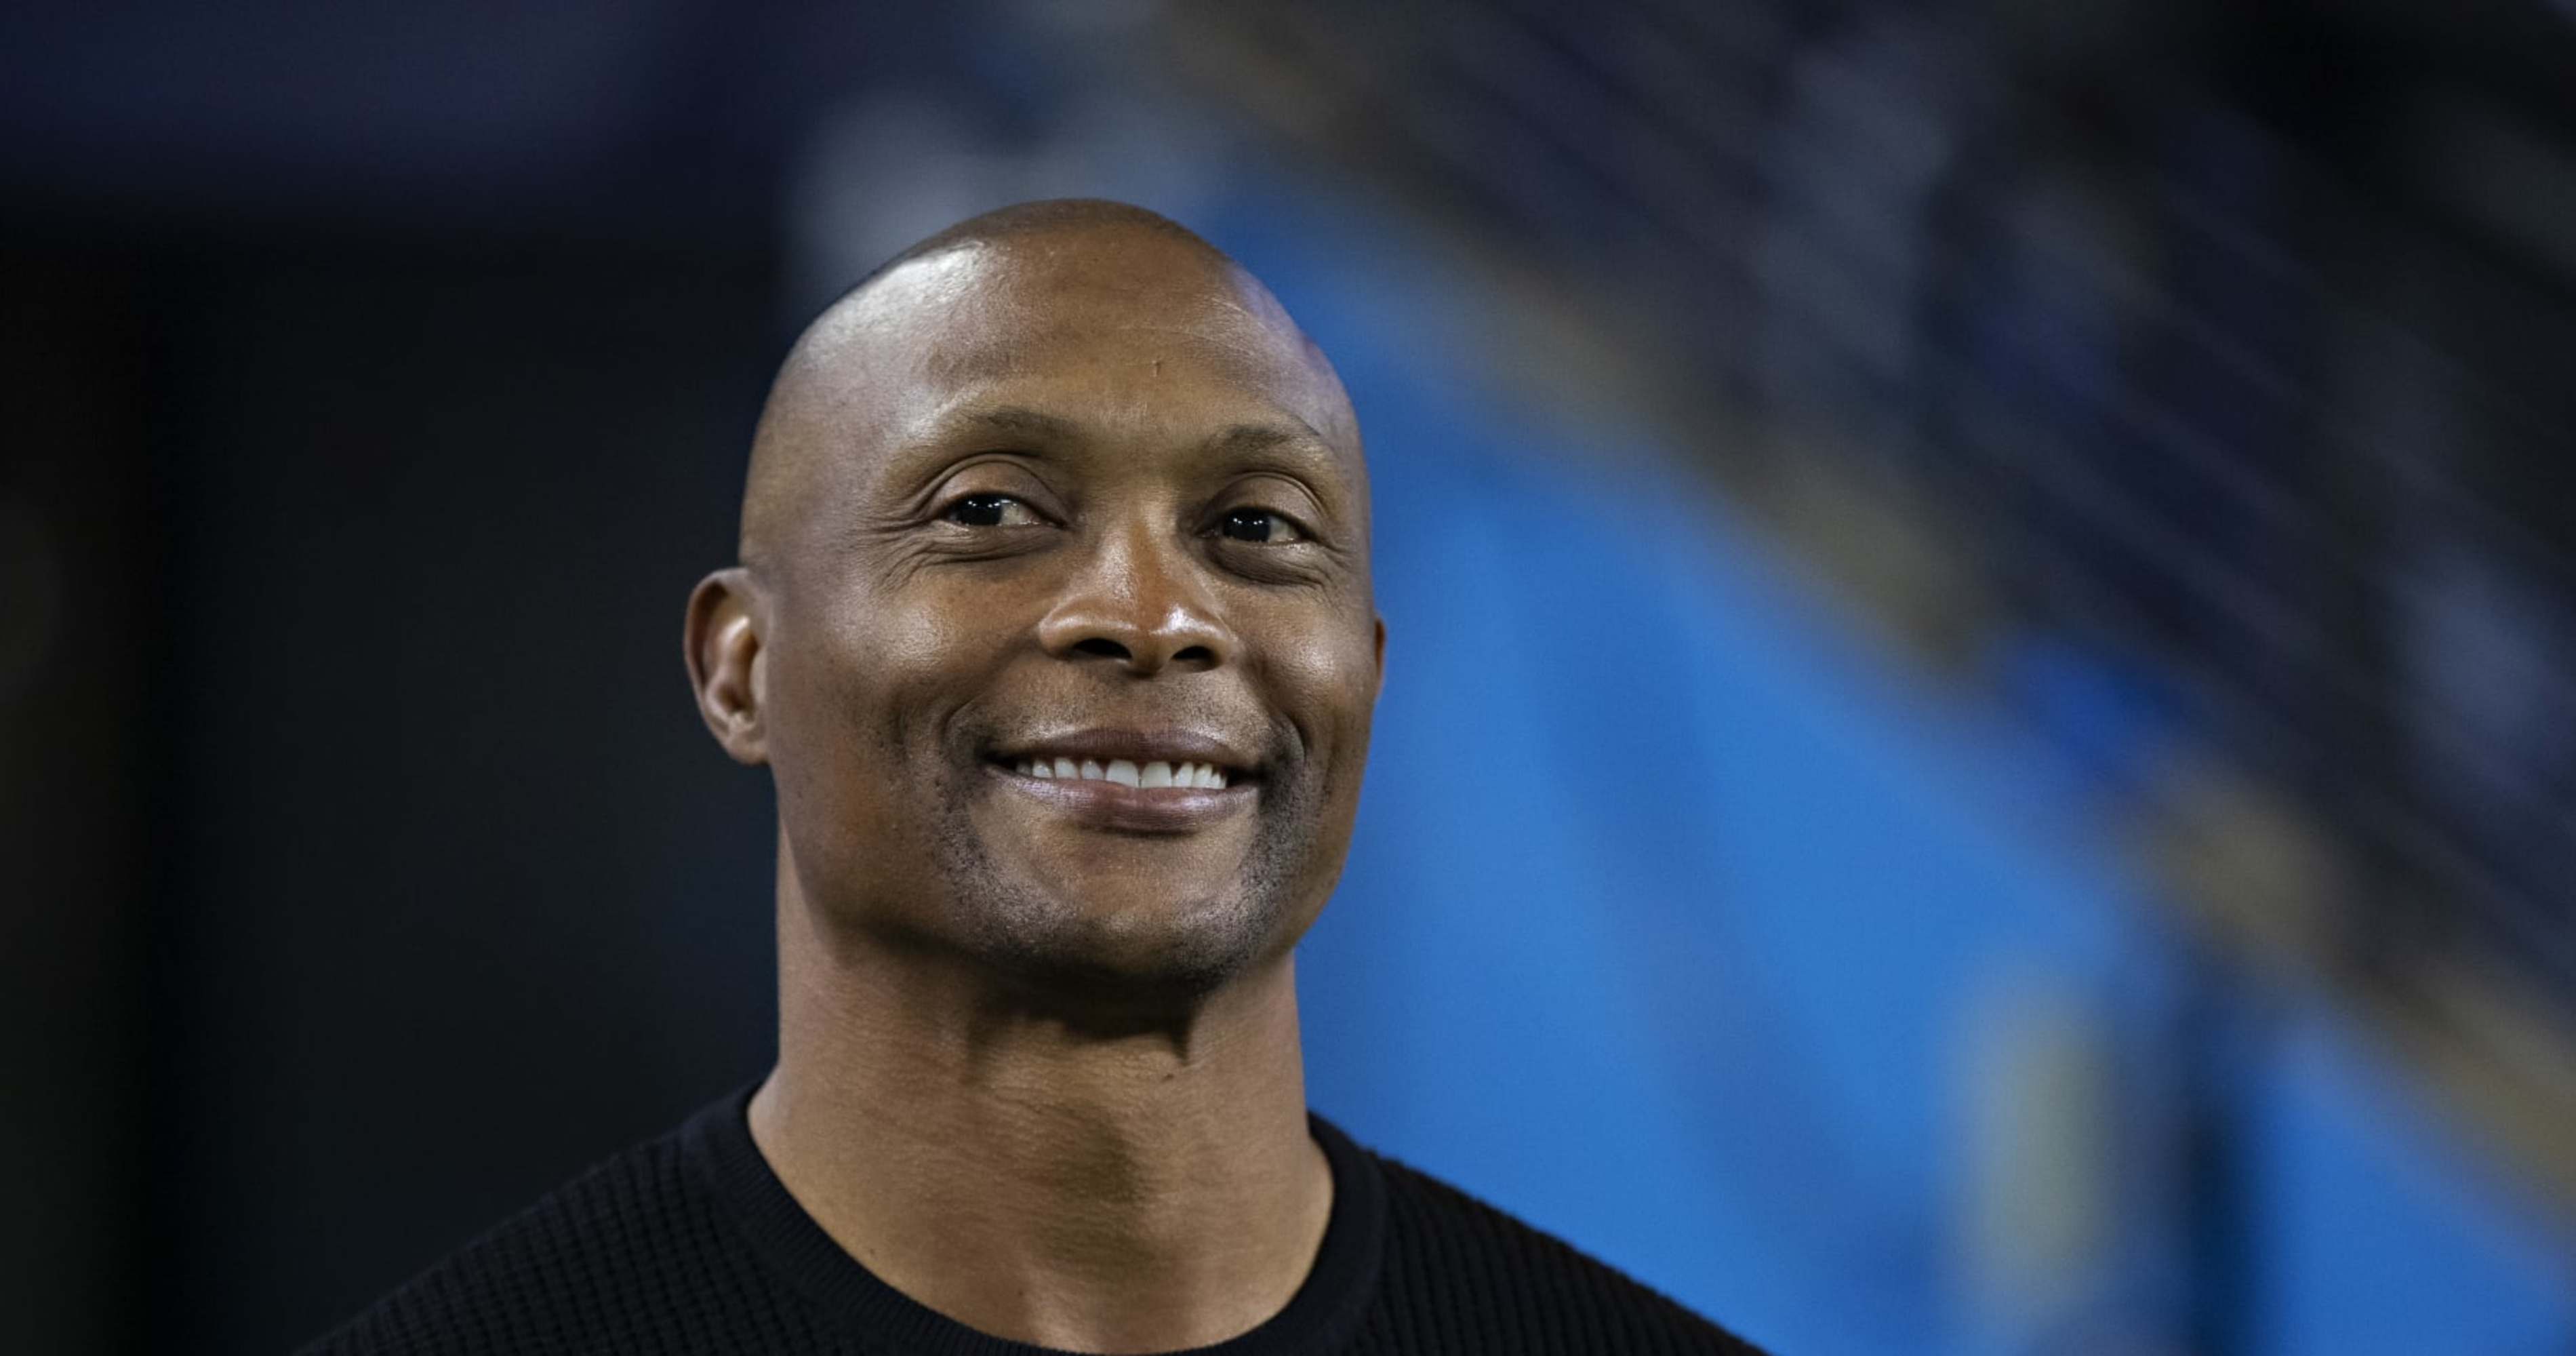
[1014,757,1229,790]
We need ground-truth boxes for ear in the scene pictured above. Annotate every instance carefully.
[685,567,769,765]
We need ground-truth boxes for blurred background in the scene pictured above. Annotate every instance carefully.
[6,1,2575,1353]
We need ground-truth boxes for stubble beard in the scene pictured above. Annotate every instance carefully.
[929,757,1337,1012]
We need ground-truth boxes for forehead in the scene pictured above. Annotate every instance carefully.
[791,233,1359,464]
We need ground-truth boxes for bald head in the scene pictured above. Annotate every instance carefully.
[860,198,1224,293]
[738,199,1361,576]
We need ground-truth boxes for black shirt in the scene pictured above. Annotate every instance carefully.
[301,1087,1769,1355]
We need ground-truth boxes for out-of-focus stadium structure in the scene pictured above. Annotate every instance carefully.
[1171,0,2576,1210]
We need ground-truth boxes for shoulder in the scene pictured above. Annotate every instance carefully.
[296,1098,796,1356]
[1333,1127,1772,1355]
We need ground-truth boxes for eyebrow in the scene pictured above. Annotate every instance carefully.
[960,405,1083,442]
[954,405,1338,469]
[1204,420,1336,467]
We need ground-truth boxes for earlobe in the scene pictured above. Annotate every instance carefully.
[685,567,770,766]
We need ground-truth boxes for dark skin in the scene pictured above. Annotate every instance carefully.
[683,206,1384,1353]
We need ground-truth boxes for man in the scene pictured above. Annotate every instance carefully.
[305,199,1766,1354]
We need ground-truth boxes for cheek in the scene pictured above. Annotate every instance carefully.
[760,640,889,835]
[765,599,944,799]
[1261,607,1382,759]
[841,587,973,677]
[828,599,1070,852]
[765,596,1005,900]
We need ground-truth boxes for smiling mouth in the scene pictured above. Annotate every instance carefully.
[987,751,1254,834]
[1009,757,1231,791]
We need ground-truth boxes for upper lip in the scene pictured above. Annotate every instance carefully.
[991,727,1262,777]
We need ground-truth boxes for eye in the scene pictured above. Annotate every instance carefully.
[1217,507,1306,544]
[944,493,1043,528]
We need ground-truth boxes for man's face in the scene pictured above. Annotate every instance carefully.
[748,228,1382,999]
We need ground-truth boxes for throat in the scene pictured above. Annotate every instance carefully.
[754,955,1329,1351]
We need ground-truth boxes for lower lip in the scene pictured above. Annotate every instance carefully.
[987,765,1255,833]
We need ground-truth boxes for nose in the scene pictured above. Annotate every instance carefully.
[1036,521,1234,675]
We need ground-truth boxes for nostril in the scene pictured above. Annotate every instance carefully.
[1172,644,1215,666]
[1072,637,1130,661]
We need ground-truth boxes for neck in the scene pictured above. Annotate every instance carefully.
[753,884,1332,1353]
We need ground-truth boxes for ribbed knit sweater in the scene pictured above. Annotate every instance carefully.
[300,1087,1769,1355]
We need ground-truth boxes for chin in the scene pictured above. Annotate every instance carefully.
[933,791,1338,1010]
[962,874,1295,1009]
